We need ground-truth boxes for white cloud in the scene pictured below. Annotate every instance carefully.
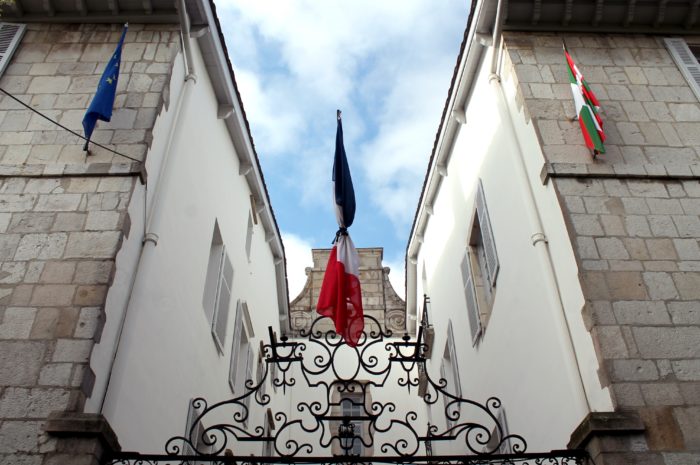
[281,232,315,300]
[235,69,306,156]
[218,0,466,239]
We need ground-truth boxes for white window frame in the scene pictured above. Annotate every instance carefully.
[0,22,26,78]
[665,37,700,101]
[461,179,499,345]
[203,222,234,353]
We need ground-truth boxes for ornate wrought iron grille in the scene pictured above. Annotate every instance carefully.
[107,315,588,465]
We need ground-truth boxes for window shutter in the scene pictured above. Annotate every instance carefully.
[243,344,254,414]
[0,23,26,78]
[440,362,452,429]
[270,333,278,392]
[212,249,233,350]
[460,253,481,345]
[665,38,700,101]
[496,408,511,454]
[476,180,499,287]
[183,399,204,456]
[229,300,244,391]
[245,212,254,262]
[447,321,462,398]
[257,341,267,398]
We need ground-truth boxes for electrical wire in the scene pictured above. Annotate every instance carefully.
[0,87,143,164]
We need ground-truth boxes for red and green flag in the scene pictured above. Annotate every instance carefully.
[565,47,606,154]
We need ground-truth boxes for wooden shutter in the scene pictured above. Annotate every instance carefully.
[257,341,267,398]
[243,344,254,415]
[245,212,254,262]
[212,249,233,350]
[228,300,245,391]
[440,362,452,429]
[496,408,511,454]
[183,399,204,457]
[447,321,462,398]
[460,252,481,345]
[476,179,499,287]
[0,23,26,78]
[665,38,700,101]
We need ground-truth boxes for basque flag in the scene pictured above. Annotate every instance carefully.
[82,24,127,151]
[317,111,364,347]
[564,45,606,155]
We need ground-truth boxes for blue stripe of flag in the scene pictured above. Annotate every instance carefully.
[333,116,356,228]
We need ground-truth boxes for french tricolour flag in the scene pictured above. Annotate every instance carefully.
[316,111,364,347]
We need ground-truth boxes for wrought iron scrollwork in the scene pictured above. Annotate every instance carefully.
[108,314,587,465]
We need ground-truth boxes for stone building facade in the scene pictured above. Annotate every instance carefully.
[504,33,700,463]
[406,0,700,462]
[0,22,179,465]
[290,248,405,336]
[0,1,291,460]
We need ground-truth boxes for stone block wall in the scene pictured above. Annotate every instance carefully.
[0,23,179,465]
[503,32,700,463]
[289,247,406,336]
[1,23,178,164]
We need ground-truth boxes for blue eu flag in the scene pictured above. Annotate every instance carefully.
[82,25,127,151]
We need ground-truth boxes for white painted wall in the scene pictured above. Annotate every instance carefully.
[89,41,284,453]
[85,52,187,417]
[412,45,613,454]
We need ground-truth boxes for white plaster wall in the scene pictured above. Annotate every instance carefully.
[86,52,187,417]
[415,46,613,454]
[93,41,284,453]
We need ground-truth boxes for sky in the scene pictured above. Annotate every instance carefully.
[215,1,469,298]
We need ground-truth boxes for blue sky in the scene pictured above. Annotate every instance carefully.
[215,1,468,297]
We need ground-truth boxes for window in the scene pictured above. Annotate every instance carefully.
[341,392,364,456]
[0,23,26,78]
[665,38,700,101]
[245,211,254,262]
[461,179,499,345]
[690,44,700,62]
[483,407,512,454]
[263,408,275,456]
[256,340,267,400]
[229,300,252,394]
[441,321,462,429]
[270,331,278,393]
[183,399,210,464]
[331,384,372,456]
[202,221,234,352]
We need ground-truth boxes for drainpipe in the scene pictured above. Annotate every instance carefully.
[487,17,592,413]
[95,0,198,413]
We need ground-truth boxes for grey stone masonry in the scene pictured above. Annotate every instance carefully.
[0,23,179,164]
[504,33,700,464]
[289,248,406,336]
[0,23,179,465]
